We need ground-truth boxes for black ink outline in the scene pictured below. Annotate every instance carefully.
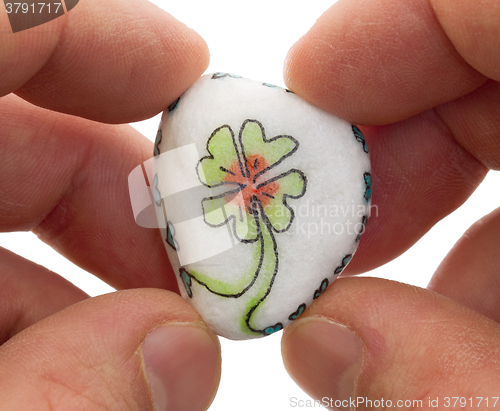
[180,269,192,298]
[243,200,282,335]
[211,72,242,79]
[166,221,178,251]
[196,124,246,188]
[356,214,368,243]
[185,119,309,337]
[262,192,275,199]
[201,186,259,244]
[256,168,307,233]
[178,207,264,298]
[313,278,329,299]
[168,96,181,113]
[334,254,352,275]
[153,129,162,157]
[219,166,235,176]
[363,172,372,202]
[238,119,299,182]
[288,303,306,321]
[263,322,283,335]
[153,174,162,207]
[198,121,307,239]
[352,125,368,154]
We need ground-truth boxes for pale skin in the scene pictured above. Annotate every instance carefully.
[0,0,499,410]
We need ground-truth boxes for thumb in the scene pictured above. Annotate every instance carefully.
[281,277,500,409]
[0,289,221,411]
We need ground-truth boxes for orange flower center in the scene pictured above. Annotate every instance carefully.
[223,155,279,209]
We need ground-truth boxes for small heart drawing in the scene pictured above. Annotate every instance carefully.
[334,254,353,275]
[288,303,306,321]
[179,269,192,298]
[264,323,283,335]
[166,221,179,251]
[313,278,329,299]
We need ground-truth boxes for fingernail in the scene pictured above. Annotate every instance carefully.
[142,323,220,411]
[282,317,364,409]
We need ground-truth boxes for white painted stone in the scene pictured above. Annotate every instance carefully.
[152,73,371,340]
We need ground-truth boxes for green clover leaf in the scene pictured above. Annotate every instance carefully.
[197,120,306,241]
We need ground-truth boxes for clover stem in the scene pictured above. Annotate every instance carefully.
[179,212,264,298]
[241,205,281,336]
[180,203,281,337]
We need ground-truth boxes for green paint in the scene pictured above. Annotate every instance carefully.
[186,119,307,336]
[240,215,278,335]
[198,126,239,187]
[202,196,259,242]
[186,238,263,297]
[241,121,297,166]
[261,171,306,231]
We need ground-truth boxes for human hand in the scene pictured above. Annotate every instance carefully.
[281,0,500,407]
[0,1,221,410]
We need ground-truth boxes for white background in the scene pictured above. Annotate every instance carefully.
[1,1,499,410]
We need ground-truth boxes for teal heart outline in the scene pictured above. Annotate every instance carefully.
[179,269,192,298]
[313,278,329,299]
[166,221,179,251]
[288,303,306,321]
[334,254,353,275]
[264,322,283,335]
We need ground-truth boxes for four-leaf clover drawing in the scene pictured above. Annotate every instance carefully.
[179,119,307,336]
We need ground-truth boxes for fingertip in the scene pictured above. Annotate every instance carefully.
[0,4,66,96]
[283,0,486,125]
[13,0,211,123]
[281,277,500,405]
[429,0,500,81]
[283,33,305,94]
[428,206,500,323]
[337,111,487,275]
[0,289,221,410]
[282,316,364,408]
[142,323,221,411]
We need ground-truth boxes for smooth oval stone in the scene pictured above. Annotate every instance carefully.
[153,73,371,340]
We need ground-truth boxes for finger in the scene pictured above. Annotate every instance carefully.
[282,277,500,408]
[0,1,64,96]
[435,79,500,170]
[284,0,492,125]
[429,0,500,82]
[285,0,500,274]
[342,108,487,275]
[428,206,500,323]
[0,289,221,411]
[343,77,499,274]
[0,94,177,292]
[0,247,88,344]
[1,0,209,123]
